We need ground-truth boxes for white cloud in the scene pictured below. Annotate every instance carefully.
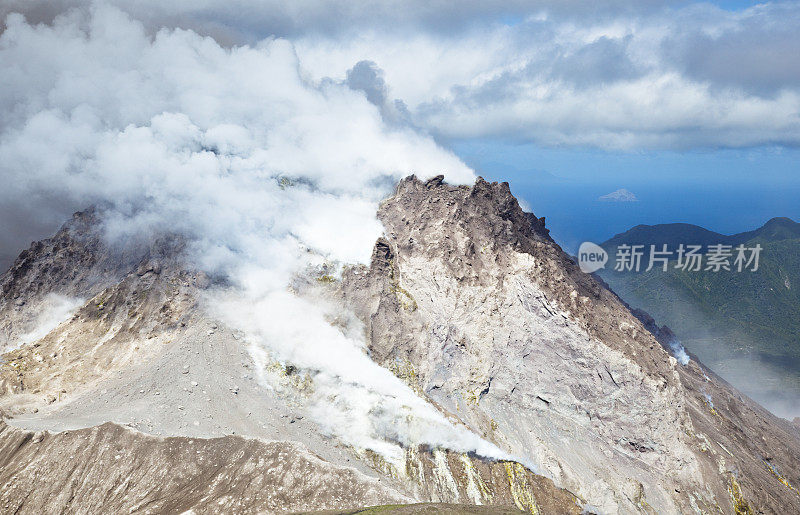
[291,2,800,150]
[598,188,639,202]
[0,1,682,43]
[5,1,798,152]
[0,5,494,461]
[1,0,798,461]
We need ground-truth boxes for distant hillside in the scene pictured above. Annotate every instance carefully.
[733,217,800,245]
[605,217,800,249]
[604,222,729,249]
[599,217,800,418]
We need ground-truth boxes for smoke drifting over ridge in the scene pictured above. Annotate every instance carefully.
[0,6,470,260]
[0,6,524,462]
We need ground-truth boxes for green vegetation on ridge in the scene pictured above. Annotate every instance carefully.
[598,217,800,409]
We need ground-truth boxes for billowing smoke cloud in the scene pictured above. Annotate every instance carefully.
[668,338,690,366]
[3,294,85,350]
[0,5,470,258]
[0,6,523,462]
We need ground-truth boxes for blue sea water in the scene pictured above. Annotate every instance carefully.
[503,181,800,253]
[452,142,800,252]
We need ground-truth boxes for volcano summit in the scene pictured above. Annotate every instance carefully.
[0,176,798,513]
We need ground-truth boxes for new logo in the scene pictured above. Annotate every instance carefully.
[578,242,608,273]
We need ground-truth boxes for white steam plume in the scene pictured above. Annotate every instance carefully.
[6,294,85,351]
[218,290,513,463]
[668,338,690,366]
[0,6,518,462]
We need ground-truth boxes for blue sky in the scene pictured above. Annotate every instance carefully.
[453,141,800,251]
[709,0,765,8]
[435,0,800,250]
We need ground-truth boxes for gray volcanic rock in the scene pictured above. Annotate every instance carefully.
[1,176,799,513]
[0,201,581,513]
[340,175,800,513]
[0,421,407,514]
[0,208,194,351]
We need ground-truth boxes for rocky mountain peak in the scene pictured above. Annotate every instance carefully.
[0,176,799,513]
[378,176,676,380]
[392,175,551,248]
[345,175,800,513]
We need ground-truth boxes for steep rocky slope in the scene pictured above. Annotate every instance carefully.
[1,176,799,513]
[339,176,800,513]
[0,202,579,513]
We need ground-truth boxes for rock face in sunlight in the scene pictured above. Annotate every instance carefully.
[340,175,800,513]
[1,177,800,513]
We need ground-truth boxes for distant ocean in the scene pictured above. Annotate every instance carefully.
[453,140,800,254]
[493,180,800,254]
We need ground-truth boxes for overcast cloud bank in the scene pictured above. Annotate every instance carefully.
[3,1,799,152]
[295,3,800,149]
[0,5,508,462]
